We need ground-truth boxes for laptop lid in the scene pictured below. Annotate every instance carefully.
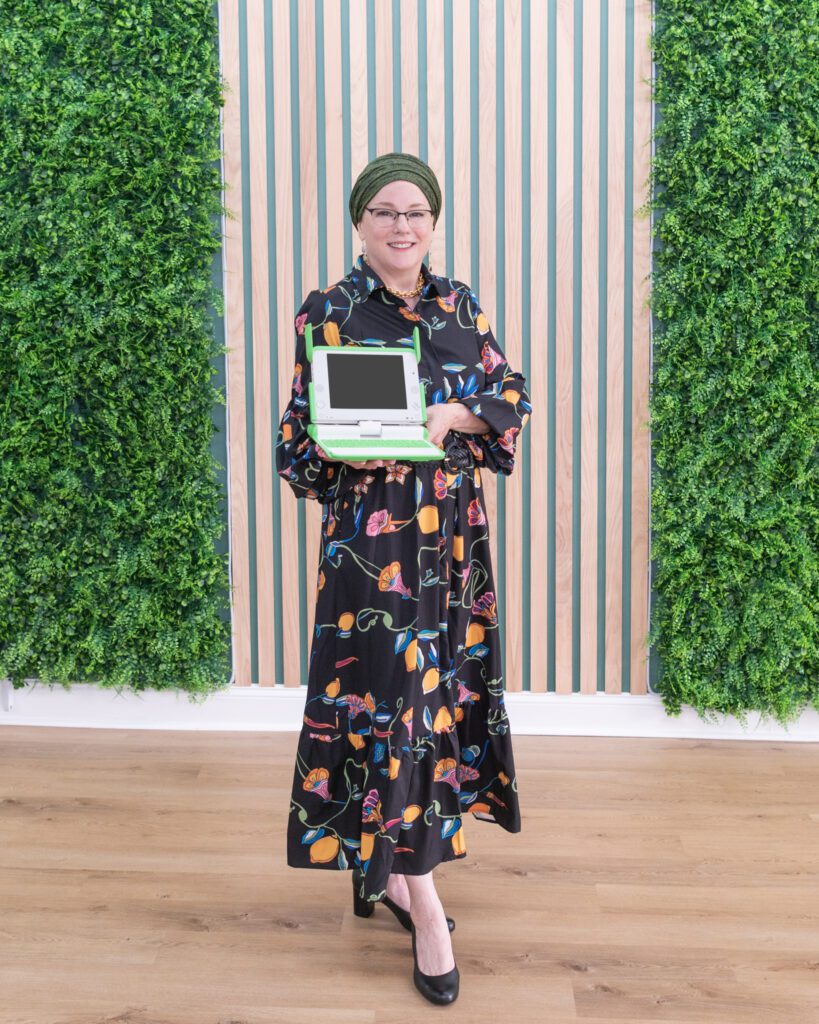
[311,348,423,424]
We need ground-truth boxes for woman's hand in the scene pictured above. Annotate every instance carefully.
[425,403,458,448]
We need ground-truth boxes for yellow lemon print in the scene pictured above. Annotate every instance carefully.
[465,622,485,647]
[403,804,422,823]
[325,678,340,698]
[404,639,418,672]
[451,827,466,855]
[422,667,440,693]
[309,835,339,863]
[360,831,375,861]
[417,505,440,533]
[323,321,341,345]
[452,535,464,561]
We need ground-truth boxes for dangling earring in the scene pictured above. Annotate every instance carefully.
[360,238,367,263]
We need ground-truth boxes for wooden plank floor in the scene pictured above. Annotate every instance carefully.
[1,726,817,1024]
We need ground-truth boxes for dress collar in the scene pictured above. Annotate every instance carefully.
[347,253,450,303]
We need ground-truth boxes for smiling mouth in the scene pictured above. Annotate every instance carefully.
[388,242,415,249]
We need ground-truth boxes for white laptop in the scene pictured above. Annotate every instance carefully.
[304,324,445,462]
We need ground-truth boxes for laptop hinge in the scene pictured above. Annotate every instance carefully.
[358,420,383,437]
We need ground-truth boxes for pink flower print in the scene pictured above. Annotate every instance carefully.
[467,498,486,526]
[481,339,506,374]
[386,462,410,484]
[497,425,519,453]
[366,509,411,536]
[295,313,309,335]
[472,591,498,625]
[466,437,485,461]
[462,564,471,589]
[362,788,383,824]
[433,468,449,500]
[292,362,304,396]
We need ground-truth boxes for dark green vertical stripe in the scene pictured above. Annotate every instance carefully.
[417,0,427,161]
[289,0,307,685]
[315,1,327,288]
[367,0,376,159]
[238,0,258,685]
[264,0,282,685]
[547,0,557,691]
[572,0,583,691]
[521,0,532,691]
[495,1,506,671]
[443,0,454,276]
[598,0,609,691]
[622,0,634,691]
[341,0,352,264]
[393,0,401,151]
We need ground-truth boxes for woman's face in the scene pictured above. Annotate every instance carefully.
[356,180,435,279]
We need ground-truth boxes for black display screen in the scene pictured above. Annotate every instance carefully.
[327,352,408,410]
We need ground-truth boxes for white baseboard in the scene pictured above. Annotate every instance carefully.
[1,680,817,741]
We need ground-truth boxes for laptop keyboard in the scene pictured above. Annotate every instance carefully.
[327,438,435,449]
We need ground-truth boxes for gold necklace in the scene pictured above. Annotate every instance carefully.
[363,254,425,298]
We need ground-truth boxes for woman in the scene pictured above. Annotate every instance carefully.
[276,152,531,1005]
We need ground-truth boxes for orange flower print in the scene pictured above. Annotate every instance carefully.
[292,362,304,396]
[467,498,486,526]
[436,291,457,313]
[399,306,422,322]
[433,757,460,790]
[303,767,332,801]
[378,561,413,598]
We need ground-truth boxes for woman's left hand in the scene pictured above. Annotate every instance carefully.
[426,403,458,448]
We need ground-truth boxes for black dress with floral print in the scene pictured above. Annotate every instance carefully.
[276,254,532,903]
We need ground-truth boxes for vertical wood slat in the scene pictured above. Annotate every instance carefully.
[247,0,275,685]
[221,0,251,686]
[220,0,653,696]
[554,0,574,693]
[580,0,601,693]
[605,0,626,693]
[528,0,549,692]
[630,0,652,694]
[503,1,523,692]
[272,0,300,686]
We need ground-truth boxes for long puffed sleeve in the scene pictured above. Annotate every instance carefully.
[454,296,532,475]
[275,292,359,503]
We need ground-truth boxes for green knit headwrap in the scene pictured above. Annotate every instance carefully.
[348,152,442,226]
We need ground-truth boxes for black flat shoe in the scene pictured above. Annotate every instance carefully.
[410,921,459,1005]
[351,868,455,932]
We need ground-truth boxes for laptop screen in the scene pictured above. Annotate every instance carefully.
[326,352,408,410]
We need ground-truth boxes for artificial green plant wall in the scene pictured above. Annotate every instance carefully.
[0,0,231,696]
[649,1,818,724]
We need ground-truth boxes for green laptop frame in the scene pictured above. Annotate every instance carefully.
[303,323,444,462]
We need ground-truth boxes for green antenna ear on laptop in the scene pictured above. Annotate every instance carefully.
[412,326,421,363]
[304,321,314,362]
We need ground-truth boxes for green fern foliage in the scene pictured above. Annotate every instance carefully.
[0,0,231,697]
[649,1,819,724]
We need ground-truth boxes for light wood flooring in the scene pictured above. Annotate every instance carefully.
[1,726,817,1024]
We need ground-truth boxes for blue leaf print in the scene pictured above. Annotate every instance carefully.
[462,373,478,397]
[325,299,332,316]
[373,742,385,764]
[441,818,461,839]
[301,828,326,845]
[422,705,433,731]
[442,362,467,372]
[443,377,452,400]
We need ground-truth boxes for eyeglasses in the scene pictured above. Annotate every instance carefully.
[365,206,434,226]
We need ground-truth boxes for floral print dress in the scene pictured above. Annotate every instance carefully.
[276,254,532,904]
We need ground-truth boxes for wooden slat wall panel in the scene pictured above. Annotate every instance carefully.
[220,0,653,696]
